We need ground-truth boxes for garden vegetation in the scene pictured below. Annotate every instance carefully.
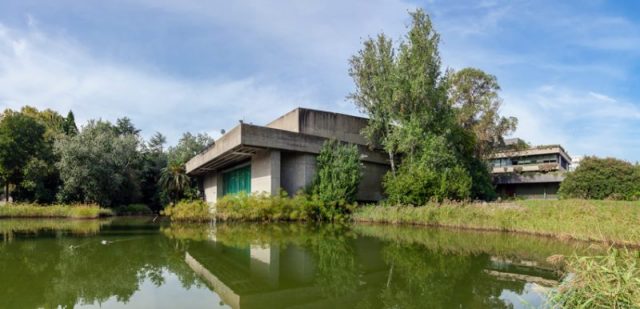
[0,203,112,219]
[559,156,640,200]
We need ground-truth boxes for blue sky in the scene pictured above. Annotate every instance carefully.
[1,0,640,161]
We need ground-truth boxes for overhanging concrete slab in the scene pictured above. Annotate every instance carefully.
[186,123,388,176]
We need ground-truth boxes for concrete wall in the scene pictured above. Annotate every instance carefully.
[251,150,281,195]
[280,152,317,196]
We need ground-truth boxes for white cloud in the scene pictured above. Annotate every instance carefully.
[503,86,640,161]
[0,22,316,143]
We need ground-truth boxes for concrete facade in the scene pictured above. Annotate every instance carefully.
[186,108,389,204]
[490,144,572,199]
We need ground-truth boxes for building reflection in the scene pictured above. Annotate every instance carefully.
[183,227,560,309]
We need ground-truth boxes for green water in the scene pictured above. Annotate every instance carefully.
[0,218,599,309]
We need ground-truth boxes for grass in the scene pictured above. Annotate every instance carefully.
[549,248,640,308]
[0,203,113,219]
[353,199,640,246]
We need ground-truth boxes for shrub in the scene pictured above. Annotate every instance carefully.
[161,199,212,222]
[549,248,640,308]
[309,140,361,220]
[115,204,153,216]
[559,157,640,200]
[215,191,356,222]
[384,136,472,204]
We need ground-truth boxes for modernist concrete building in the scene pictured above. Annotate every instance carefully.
[185,108,389,203]
[490,139,572,199]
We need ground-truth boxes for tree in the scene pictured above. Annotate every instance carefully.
[115,117,141,136]
[148,132,167,153]
[55,120,141,207]
[447,68,517,159]
[159,161,190,206]
[140,132,168,210]
[0,112,47,202]
[63,111,78,136]
[167,132,214,165]
[559,157,640,200]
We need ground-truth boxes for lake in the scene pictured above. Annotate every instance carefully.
[0,218,600,308]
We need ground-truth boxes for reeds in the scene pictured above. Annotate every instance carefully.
[549,248,640,308]
[353,199,640,246]
[0,203,113,219]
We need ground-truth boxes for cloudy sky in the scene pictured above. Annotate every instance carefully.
[1,0,639,161]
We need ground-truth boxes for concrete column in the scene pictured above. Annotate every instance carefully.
[251,150,281,195]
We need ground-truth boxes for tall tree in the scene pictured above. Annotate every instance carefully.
[55,120,141,207]
[0,112,47,202]
[63,111,79,136]
[448,68,517,159]
[167,132,214,164]
[159,161,190,206]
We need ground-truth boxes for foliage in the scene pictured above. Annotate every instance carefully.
[115,204,154,216]
[0,107,77,203]
[167,132,214,165]
[549,248,640,308]
[559,156,640,200]
[0,203,113,219]
[447,68,517,159]
[162,199,212,222]
[55,120,142,207]
[353,199,640,246]
[215,191,315,221]
[384,136,472,204]
[215,191,357,222]
[349,9,510,203]
[311,139,362,204]
[159,161,191,206]
[0,111,47,201]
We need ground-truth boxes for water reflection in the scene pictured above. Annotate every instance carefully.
[0,219,601,308]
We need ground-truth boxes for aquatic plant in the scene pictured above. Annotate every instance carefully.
[161,199,212,222]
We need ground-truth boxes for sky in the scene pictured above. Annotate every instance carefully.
[1,0,640,161]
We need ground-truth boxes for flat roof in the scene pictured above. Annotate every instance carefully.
[185,123,388,175]
[491,145,572,162]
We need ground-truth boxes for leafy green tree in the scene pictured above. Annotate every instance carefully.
[55,120,142,207]
[350,9,514,203]
[0,112,47,202]
[140,132,169,210]
[159,161,190,206]
[447,68,517,159]
[310,140,362,220]
[167,132,214,165]
[559,157,640,200]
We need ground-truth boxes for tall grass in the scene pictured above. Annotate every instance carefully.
[549,248,640,308]
[353,199,640,246]
[0,203,113,219]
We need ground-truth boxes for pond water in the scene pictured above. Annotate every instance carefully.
[0,218,601,309]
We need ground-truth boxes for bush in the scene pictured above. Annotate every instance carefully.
[559,157,640,200]
[215,191,356,222]
[115,204,153,216]
[0,203,113,219]
[550,248,640,308]
[161,199,212,222]
[309,140,361,220]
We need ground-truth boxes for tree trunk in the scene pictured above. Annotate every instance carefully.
[4,183,8,203]
[388,149,396,176]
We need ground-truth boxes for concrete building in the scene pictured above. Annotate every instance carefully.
[185,108,389,204]
[490,141,572,199]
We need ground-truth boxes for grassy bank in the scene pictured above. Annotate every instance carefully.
[0,203,113,219]
[353,199,640,246]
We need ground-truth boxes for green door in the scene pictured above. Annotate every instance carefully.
[223,165,251,195]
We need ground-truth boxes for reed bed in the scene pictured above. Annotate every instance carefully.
[0,203,113,219]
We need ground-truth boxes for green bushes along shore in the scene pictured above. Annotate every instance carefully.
[0,204,113,219]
